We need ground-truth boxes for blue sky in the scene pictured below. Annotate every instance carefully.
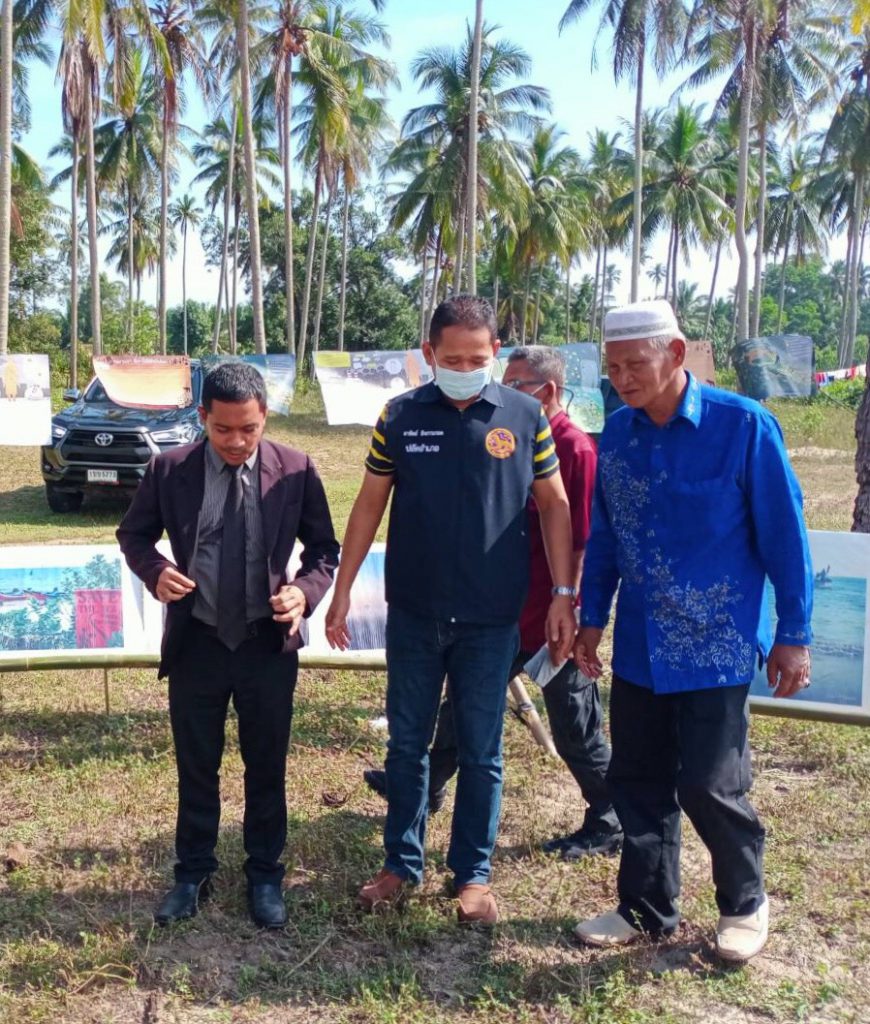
[19,1,843,315]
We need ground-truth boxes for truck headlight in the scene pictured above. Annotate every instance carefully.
[151,423,199,444]
[51,423,67,441]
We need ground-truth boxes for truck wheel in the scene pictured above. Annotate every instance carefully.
[45,484,84,513]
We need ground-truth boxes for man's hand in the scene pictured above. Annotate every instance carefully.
[766,643,811,699]
[574,626,604,679]
[270,585,307,635]
[546,596,576,664]
[324,592,352,651]
[156,565,196,603]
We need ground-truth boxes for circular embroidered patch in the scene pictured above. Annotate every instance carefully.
[485,428,516,459]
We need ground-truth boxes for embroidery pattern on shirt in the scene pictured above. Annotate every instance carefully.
[599,450,649,584]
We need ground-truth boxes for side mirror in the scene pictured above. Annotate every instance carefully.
[63,388,82,402]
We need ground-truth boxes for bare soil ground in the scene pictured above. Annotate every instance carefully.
[0,392,867,1024]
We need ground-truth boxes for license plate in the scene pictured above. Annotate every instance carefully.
[87,469,118,484]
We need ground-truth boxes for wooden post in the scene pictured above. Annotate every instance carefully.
[507,676,558,757]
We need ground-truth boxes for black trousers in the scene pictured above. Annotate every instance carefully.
[168,619,298,885]
[608,675,766,936]
[429,651,620,834]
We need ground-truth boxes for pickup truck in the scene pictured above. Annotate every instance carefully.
[41,361,204,512]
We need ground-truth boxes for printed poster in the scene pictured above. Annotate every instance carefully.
[731,334,813,399]
[0,354,51,445]
[201,354,297,416]
[498,343,604,434]
[0,545,154,660]
[750,530,870,723]
[93,356,193,409]
[315,351,433,426]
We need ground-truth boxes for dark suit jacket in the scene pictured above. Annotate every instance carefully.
[117,438,340,677]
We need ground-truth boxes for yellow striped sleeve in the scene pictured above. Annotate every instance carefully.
[532,410,559,479]
[364,406,395,475]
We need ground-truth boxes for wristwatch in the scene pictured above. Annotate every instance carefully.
[552,585,577,598]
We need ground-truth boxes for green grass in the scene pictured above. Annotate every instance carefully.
[0,391,868,1022]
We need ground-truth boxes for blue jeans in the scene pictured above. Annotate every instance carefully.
[383,605,518,887]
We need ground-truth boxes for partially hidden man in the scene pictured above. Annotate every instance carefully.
[325,296,577,926]
[573,300,813,962]
[117,363,339,929]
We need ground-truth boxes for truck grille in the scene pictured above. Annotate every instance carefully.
[61,429,153,466]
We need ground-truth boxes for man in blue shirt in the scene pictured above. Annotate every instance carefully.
[325,296,577,926]
[573,300,813,962]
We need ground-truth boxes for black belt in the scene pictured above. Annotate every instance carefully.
[191,616,276,641]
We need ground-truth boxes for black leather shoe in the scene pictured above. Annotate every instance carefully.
[154,878,211,925]
[248,883,287,929]
[562,829,624,861]
[364,769,447,813]
[363,768,387,798]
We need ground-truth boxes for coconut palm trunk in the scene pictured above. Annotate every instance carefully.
[158,108,170,354]
[297,154,324,371]
[237,0,267,353]
[453,196,466,296]
[777,214,791,332]
[231,196,240,354]
[212,103,238,354]
[338,184,351,351]
[565,261,571,343]
[0,0,12,356]
[70,135,80,386]
[845,171,866,367]
[598,243,609,344]
[466,0,484,295]
[735,16,757,345]
[181,220,188,355]
[520,260,532,343]
[281,66,295,355]
[312,184,336,358]
[418,243,428,345]
[426,229,442,337]
[630,35,644,303]
[127,185,134,345]
[533,262,544,343]
[84,79,102,356]
[704,237,722,340]
[589,241,601,342]
[751,119,767,339]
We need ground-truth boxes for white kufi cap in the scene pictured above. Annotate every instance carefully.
[604,299,684,343]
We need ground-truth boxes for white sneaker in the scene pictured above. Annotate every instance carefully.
[715,895,769,962]
[574,910,643,947]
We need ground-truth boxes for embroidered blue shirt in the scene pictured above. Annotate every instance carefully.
[580,373,813,693]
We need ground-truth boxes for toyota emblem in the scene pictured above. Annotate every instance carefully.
[94,433,114,447]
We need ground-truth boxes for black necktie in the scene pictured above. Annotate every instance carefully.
[217,463,247,650]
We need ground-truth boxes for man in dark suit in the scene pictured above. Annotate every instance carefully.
[117,362,339,929]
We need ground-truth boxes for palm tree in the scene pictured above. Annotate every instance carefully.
[169,193,202,353]
[145,1,208,355]
[192,109,280,352]
[466,0,484,294]
[390,26,549,302]
[293,0,395,369]
[0,0,14,356]
[765,141,826,329]
[630,103,733,312]
[57,0,107,368]
[560,0,685,304]
[823,20,870,369]
[101,193,165,305]
[514,124,586,343]
[237,0,268,352]
[96,50,161,344]
[647,261,666,294]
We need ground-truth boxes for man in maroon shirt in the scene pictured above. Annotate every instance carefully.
[365,347,622,859]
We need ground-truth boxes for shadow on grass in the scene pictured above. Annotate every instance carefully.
[0,709,172,767]
[0,483,130,526]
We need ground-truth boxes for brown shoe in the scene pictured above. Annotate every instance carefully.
[456,884,498,925]
[357,868,406,912]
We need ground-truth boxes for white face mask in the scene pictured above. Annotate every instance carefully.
[434,361,493,401]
